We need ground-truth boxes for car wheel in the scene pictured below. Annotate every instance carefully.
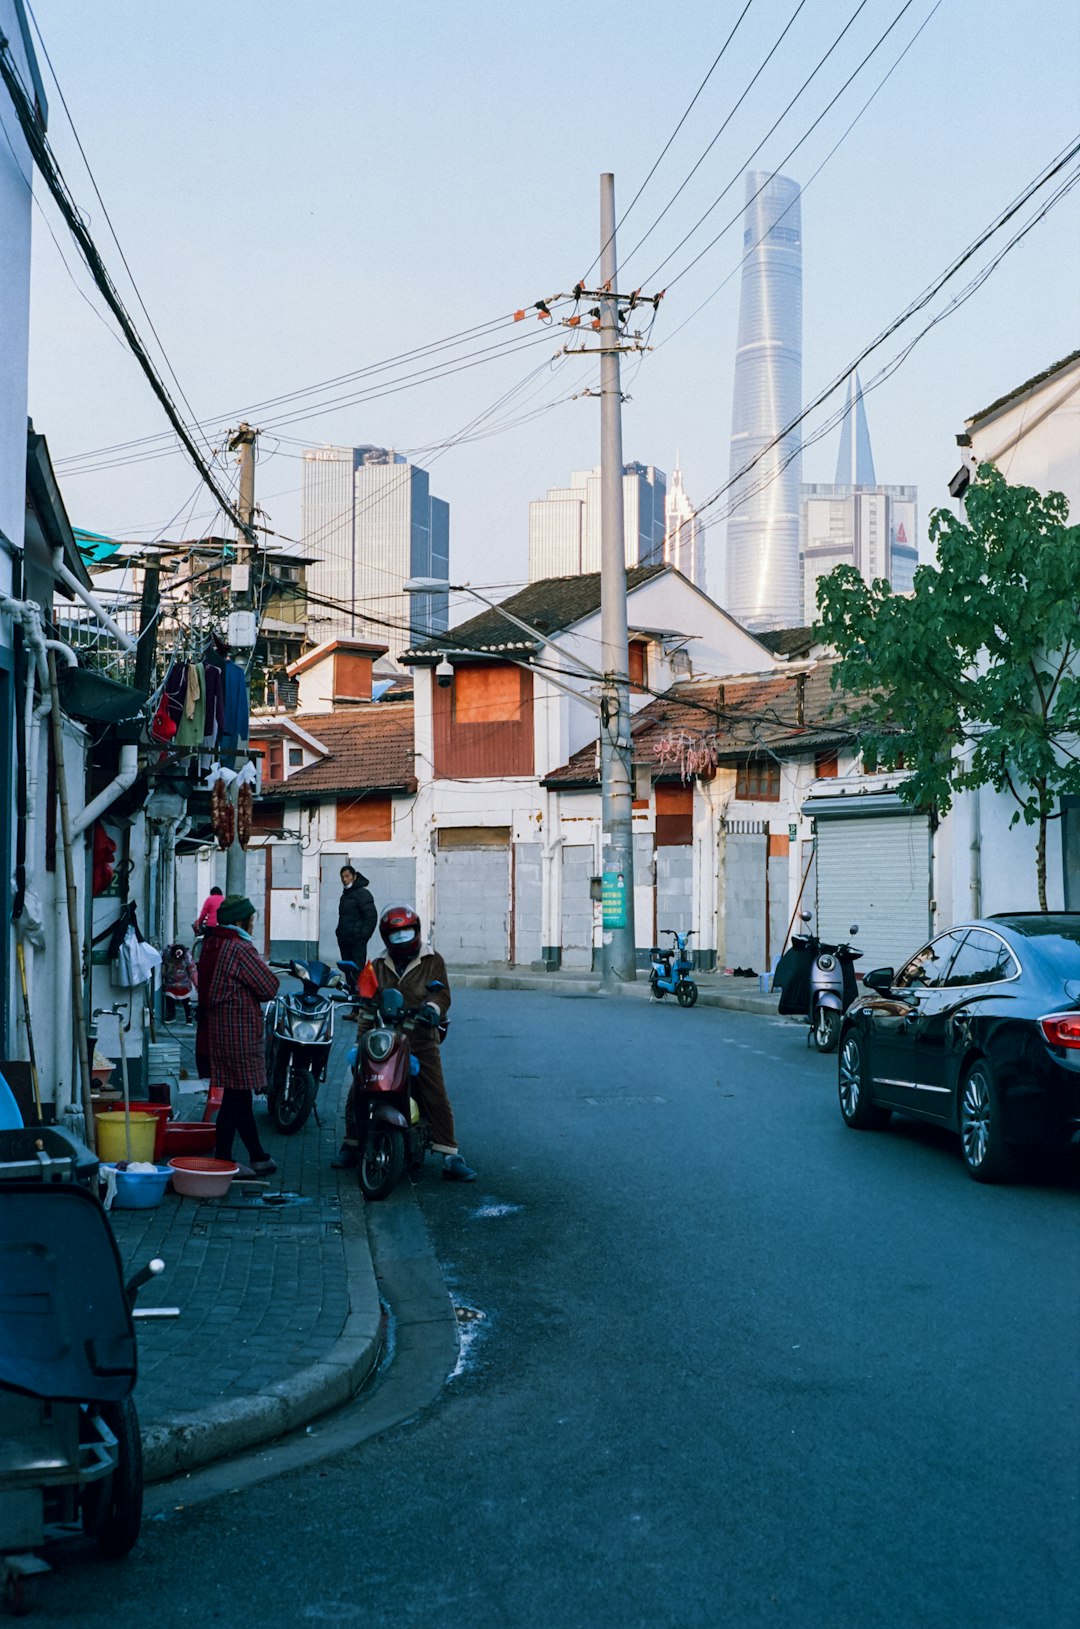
[838,1032,891,1130]
[959,1059,1015,1183]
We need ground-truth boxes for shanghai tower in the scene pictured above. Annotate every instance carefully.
[725,171,803,629]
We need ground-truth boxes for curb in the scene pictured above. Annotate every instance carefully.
[456,970,781,1018]
[142,1181,383,1482]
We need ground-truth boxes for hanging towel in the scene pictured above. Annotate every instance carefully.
[176,661,205,748]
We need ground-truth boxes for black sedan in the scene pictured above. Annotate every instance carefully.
[837,914,1080,1182]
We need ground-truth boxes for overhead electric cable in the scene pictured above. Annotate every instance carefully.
[0,35,249,536]
[618,0,812,272]
[692,136,1080,524]
[583,0,759,278]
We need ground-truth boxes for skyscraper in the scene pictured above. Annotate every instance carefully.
[725,171,803,630]
[663,459,705,589]
[302,446,449,660]
[527,463,666,580]
[800,374,918,621]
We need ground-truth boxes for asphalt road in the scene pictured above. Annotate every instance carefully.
[45,989,1080,1628]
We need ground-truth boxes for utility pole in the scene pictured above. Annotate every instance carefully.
[597,172,637,987]
[225,422,258,896]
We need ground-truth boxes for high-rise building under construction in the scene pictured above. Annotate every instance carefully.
[724,171,803,630]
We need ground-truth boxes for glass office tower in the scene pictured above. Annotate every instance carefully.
[725,171,803,630]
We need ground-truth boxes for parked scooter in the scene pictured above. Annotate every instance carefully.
[0,1128,177,1609]
[649,929,699,1007]
[774,911,862,1052]
[264,959,346,1134]
[346,981,447,1201]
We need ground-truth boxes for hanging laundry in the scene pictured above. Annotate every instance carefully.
[175,660,205,748]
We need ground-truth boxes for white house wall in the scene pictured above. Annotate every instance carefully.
[968,358,1080,516]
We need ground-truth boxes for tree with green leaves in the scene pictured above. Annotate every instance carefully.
[815,464,1080,910]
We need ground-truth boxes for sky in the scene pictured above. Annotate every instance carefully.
[20,0,1080,616]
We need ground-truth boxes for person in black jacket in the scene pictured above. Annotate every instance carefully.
[336,865,377,976]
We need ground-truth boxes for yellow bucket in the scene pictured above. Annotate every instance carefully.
[95,1111,157,1164]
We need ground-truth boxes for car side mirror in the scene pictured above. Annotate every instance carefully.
[863,966,894,993]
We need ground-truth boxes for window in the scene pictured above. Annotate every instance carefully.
[453,663,522,724]
[655,783,693,846]
[942,929,1018,987]
[288,747,303,768]
[628,640,648,690]
[258,741,284,783]
[895,932,965,990]
[815,751,839,779]
[735,760,780,801]
[336,796,392,842]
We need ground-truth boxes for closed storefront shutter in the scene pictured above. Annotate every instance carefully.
[814,812,931,974]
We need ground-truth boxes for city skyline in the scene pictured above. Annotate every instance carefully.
[528,462,666,581]
[302,445,448,661]
[800,374,918,622]
[724,169,804,631]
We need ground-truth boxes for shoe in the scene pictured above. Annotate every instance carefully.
[442,1153,477,1183]
[230,1162,255,1179]
[331,1145,359,1169]
[249,1156,277,1176]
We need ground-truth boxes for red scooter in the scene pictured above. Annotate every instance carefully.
[347,983,446,1201]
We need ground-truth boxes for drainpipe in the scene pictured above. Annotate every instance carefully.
[71,743,139,837]
[52,557,137,653]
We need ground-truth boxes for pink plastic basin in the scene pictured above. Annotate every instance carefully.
[167,1156,238,1198]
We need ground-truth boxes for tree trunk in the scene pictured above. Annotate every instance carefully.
[1036,810,1048,912]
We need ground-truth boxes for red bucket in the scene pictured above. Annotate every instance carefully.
[161,1120,217,1158]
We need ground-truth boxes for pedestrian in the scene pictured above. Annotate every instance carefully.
[335,864,377,978]
[161,942,197,1022]
[332,904,477,1181]
[193,885,223,936]
[204,894,279,1177]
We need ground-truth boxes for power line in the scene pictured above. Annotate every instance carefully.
[0,34,249,537]
[618,0,812,274]
[654,0,946,352]
[582,0,759,280]
[692,136,1080,528]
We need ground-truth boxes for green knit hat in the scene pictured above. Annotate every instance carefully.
[217,894,257,926]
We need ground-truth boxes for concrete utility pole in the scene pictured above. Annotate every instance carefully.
[225,422,258,896]
[597,172,637,987]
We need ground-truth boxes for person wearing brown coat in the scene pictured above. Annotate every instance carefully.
[333,905,476,1181]
[205,895,280,1176]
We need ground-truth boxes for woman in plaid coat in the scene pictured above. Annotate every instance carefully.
[206,896,279,1175]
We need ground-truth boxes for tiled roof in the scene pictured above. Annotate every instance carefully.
[968,349,1080,427]
[404,565,667,660]
[270,702,416,798]
[542,665,858,787]
[755,625,814,659]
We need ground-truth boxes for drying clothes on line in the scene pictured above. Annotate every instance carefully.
[175,662,206,748]
[202,660,226,746]
[222,660,249,740]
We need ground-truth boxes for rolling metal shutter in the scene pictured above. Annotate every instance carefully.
[814,812,931,974]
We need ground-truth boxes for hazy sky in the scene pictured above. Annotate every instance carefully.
[22,0,1080,611]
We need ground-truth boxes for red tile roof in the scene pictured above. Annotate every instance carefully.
[543,665,857,787]
[271,702,416,798]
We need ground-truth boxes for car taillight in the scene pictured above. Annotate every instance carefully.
[1039,1012,1080,1049]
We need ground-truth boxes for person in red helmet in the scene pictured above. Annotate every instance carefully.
[332,905,477,1181]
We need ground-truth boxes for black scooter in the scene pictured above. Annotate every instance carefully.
[0,1128,175,1609]
[264,959,346,1134]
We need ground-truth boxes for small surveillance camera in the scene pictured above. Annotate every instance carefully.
[435,656,453,688]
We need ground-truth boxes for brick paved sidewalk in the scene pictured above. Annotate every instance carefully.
[107,1022,381,1481]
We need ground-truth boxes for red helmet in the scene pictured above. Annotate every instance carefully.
[379,904,421,959]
